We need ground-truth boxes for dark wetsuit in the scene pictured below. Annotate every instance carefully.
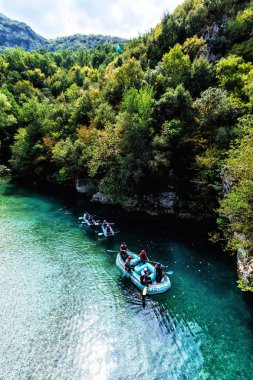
[120,244,128,261]
[155,265,165,283]
[124,260,134,272]
[140,270,152,286]
[105,224,112,235]
[138,251,148,265]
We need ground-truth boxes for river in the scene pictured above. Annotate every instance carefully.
[0,178,252,380]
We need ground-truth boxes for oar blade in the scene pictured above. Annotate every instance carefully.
[142,286,147,296]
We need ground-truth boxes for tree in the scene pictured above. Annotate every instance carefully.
[218,121,253,256]
[161,44,191,87]
[193,87,241,147]
[182,36,207,61]
[103,58,144,104]
[0,92,17,162]
[190,55,215,97]
[216,55,253,97]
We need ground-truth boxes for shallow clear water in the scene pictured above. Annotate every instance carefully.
[0,179,252,380]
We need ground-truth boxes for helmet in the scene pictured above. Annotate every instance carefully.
[103,220,106,223]
[157,262,161,266]
[141,250,146,254]
[144,268,148,272]
[128,256,132,260]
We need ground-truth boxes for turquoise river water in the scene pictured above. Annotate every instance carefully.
[0,179,252,380]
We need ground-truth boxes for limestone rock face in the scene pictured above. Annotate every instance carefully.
[158,192,176,210]
[91,190,176,214]
[220,168,234,196]
[237,248,253,291]
[91,191,114,205]
[75,179,98,195]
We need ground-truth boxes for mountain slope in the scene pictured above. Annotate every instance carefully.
[0,13,46,51]
[0,13,127,52]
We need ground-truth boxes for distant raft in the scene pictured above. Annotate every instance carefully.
[82,214,100,227]
[116,252,171,295]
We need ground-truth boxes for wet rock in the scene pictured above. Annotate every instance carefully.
[75,179,98,195]
[142,191,176,215]
[237,247,253,290]
[91,191,114,205]
[158,192,176,210]
[220,168,234,196]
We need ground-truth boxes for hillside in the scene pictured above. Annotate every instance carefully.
[46,34,127,52]
[0,13,127,51]
[0,13,46,51]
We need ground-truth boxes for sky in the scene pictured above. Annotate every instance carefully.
[0,0,184,39]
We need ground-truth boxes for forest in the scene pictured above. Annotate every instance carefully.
[0,0,252,290]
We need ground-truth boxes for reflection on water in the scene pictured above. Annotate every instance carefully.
[0,179,252,380]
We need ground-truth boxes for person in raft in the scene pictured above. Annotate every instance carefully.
[138,249,149,264]
[105,223,112,235]
[124,256,134,272]
[154,262,165,283]
[140,268,152,286]
[120,242,129,261]
[87,213,94,223]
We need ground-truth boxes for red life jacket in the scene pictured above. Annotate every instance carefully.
[139,251,147,259]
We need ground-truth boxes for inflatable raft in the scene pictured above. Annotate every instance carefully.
[82,215,100,227]
[116,252,171,295]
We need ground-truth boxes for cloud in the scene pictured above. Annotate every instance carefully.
[0,0,184,39]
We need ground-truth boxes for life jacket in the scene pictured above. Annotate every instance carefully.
[155,266,163,275]
[125,260,132,270]
[139,251,147,259]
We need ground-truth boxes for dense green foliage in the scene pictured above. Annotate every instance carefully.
[0,13,127,52]
[0,1,253,289]
[46,35,127,52]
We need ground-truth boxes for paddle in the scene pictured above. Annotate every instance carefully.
[165,271,173,275]
[147,260,166,266]
[107,250,118,253]
[142,286,147,296]
[123,270,129,277]
[79,214,96,218]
